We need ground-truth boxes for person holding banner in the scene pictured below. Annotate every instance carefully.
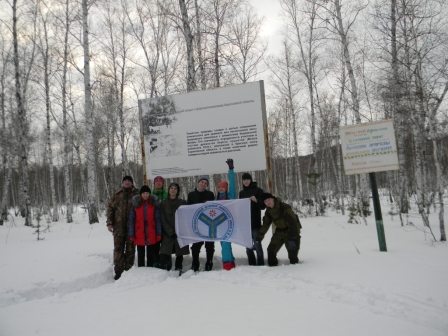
[187,176,215,272]
[239,173,265,266]
[159,183,189,274]
[128,185,162,268]
[216,159,236,270]
[256,193,301,266]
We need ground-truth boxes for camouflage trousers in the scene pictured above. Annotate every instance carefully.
[113,234,135,275]
[266,231,300,267]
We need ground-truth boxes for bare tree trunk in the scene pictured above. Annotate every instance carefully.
[0,156,12,224]
[179,0,196,91]
[62,0,73,223]
[334,0,369,215]
[391,0,408,219]
[427,82,448,241]
[413,64,431,230]
[40,12,59,222]
[0,38,10,224]
[12,0,32,226]
[194,0,206,90]
[281,0,323,213]
[82,0,98,223]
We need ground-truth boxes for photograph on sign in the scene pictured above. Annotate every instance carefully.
[339,119,399,175]
[139,81,267,179]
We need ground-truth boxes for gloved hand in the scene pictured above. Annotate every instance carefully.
[170,233,178,239]
[256,233,264,242]
[288,240,297,251]
[226,158,234,170]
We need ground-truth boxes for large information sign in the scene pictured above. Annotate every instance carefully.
[339,119,399,175]
[139,81,268,179]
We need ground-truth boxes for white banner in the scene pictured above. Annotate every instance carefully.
[339,119,399,175]
[138,81,268,179]
[175,199,252,248]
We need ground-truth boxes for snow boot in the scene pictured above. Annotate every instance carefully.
[191,259,200,272]
[205,260,213,271]
[223,262,235,271]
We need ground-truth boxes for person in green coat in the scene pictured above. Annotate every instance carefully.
[152,176,168,202]
[256,193,301,266]
[159,182,189,273]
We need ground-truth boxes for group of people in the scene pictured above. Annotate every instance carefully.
[106,160,301,280]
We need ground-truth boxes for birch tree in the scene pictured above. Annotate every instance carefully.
[178,0,196,91]
[227,4,267,83]
[97,0,133,176]
[37,1,58,221]
[82,0,98,223]
[279,0,327,214]
[0,29,13,224]
[317,0,370,220]
[11,0,36,226]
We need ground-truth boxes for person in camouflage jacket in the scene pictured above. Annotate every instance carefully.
[107,176,139,280]
[256,193,301,267]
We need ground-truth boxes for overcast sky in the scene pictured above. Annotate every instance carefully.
[250,0,284,57]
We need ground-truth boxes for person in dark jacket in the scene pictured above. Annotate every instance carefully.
[128,185,162,267]
[256,193,301,266]
[106,176,139,280]
[187,175,215,271]
[159,183,189,274]
[238,173,265,265]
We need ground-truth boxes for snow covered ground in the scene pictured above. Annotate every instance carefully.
[0,200,447,336]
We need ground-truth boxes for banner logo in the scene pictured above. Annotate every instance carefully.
[192,203,234,240]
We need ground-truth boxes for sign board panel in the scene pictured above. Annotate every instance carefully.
[339,119,399,175]
[139,81,267,179]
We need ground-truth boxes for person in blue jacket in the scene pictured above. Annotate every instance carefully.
[216,159,236,270]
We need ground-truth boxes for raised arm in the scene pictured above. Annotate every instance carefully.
[226,158,236,200]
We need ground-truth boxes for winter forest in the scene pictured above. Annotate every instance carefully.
[0,0,447,241]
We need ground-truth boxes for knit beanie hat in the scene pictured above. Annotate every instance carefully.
[217,181,228,191]
[122,175,134,184]
[261,193,275,202]
[242,173,252,181]
[154,176,164,185]
[139,185,151,195]
[198,175,209,185]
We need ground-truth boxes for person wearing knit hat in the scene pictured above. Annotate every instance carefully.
[187,175,215,272]
[106,175,139,280]
[215,159,237,271]
[129,185,162,268]
[241,173,252,181]
[159,182,189,274]
[152,176,168,202]
[261,193,275,202]
[140,185,151,194]
[255,193,301,267]
[239,172,266,266]
[122,175,134,185]
[198,175,209,185]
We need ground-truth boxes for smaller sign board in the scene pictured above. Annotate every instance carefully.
[339,119,399,175]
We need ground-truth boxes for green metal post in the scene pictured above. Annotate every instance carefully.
[369,172,387,252]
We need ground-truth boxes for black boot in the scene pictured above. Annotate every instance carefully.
[205,245,214,271]
[205,260,213,271]
[191,259,200,272]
